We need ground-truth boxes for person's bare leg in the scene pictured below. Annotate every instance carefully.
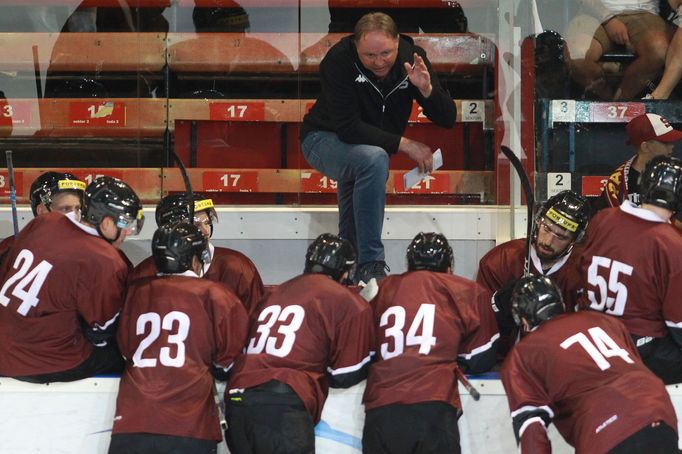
[568,38,613,99]
[652,27,682,99]
[616,30,668,99]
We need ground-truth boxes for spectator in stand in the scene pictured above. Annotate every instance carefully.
[578,156,682,384]
[130,193,264,312]
[649,0,682,99]
[476,190,590,356]
[501,275,678,454]
[564,0,671,99]
[301,12,456,285]
[362,232,498,454]
[225,234,373,454]
[0,176,143,383]
[595,113,682,210]
[110,222,248,454]
[326,3,468,34]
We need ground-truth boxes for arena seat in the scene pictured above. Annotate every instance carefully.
[0,33,166,73]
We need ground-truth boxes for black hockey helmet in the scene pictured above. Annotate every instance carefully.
[534,30,566,69]
[155,193,218,235]
[29,171,86,216]
[639,155,682,212]
[406,232,453,273]
[533,190,591,243]
[152,222,211,274]
[304,233,356,281]
[511,275,565,330]
[82,176,144,234]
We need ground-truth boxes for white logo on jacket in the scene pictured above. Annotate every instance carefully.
[355,74,368,83]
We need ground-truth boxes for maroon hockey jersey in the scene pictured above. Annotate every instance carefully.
[477,238,583,310]
[363,271,498,411]
[576,203,682,338]
[0,212,128,377]
[228,273,374,423]
[113,273,248,441]
[501,311,677,454]
[130,244,264,312]
[0,235,15,265]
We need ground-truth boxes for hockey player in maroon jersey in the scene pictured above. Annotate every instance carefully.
[29,171,85,217]
[0,172,86,262]
[502,275,678,454]
[131,193,264,312]
[0,176,143,383]
[477,190,590,357]
[110,222,248,454]
[362,232,499,454]
[577,155,682,384]
[225,233,374,454]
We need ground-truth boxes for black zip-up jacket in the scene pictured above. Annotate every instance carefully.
[301,34,456,155]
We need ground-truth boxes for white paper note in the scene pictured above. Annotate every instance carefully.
[403,148,443,189]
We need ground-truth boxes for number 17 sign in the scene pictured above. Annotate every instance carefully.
[202,171,258,192]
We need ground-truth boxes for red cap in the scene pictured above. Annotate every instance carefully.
[626,113,682,146]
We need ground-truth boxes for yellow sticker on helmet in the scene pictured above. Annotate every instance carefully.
[194,198,214,212]
[137,209,144,220]
[58,180,86,191]
[545,207,578,232]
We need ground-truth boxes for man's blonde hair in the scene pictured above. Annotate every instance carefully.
[354,12,398,42]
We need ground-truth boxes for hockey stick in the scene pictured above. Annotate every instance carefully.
[500,145,535,276]
[32,45,42,100]
[169,149,229,439]
[6,150,19,237]
[213,380,228,431]
[455,367,480,401]
[169,148,195,219]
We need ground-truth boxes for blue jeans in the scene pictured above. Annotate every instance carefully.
[301,131,389,265]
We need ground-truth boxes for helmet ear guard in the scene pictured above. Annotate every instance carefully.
[406,232,453,273]
[304,233,356,281]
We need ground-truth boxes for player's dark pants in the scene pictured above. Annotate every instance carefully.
[225,380,315,454]
[108,433,217,454]
[363,401,461,454]
[13,342,124,384]
[608,421,678,453]
[635,334,682,385]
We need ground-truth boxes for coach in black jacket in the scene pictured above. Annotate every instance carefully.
[301,12,455,285]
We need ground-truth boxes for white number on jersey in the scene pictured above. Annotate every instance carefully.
[132,311,191,368]
[587,256,633,316]
[560,326,634,370]
[380,304,437,359]
[0,249,53,316]
[246,304,305,358]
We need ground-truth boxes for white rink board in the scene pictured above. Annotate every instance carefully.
[4,377,682,453]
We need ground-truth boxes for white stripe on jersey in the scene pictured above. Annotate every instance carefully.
[458,333,500,360]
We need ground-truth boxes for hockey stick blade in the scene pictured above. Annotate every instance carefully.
[455,367,481,401]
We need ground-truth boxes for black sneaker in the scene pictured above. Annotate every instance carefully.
[355,261,390,285]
